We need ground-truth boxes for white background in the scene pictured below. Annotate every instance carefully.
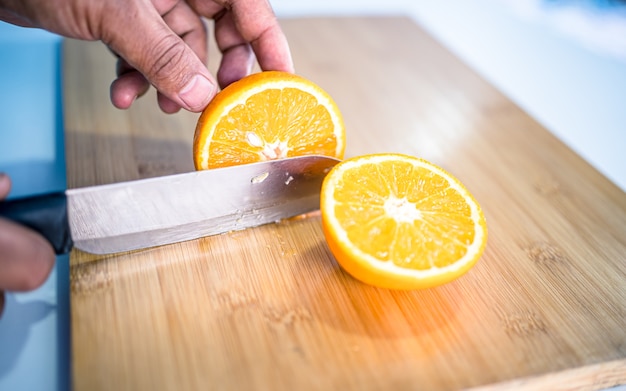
[271,0,626,192]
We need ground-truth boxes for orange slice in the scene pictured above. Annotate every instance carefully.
[320,153,487,290]
[193,71,345,170]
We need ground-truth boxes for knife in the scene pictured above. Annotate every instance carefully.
[0,155,339,255]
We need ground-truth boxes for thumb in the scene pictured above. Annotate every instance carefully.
[0,173,10,199]
[101,4,216,112]
[0,173,55,292]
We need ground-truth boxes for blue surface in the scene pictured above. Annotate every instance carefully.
[0,23,66,199]
[0,22,70,391]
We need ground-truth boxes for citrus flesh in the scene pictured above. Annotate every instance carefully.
[320,153,487,290]
[193,71,345,170]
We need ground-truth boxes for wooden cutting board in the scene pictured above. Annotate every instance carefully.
[64,17,626,390]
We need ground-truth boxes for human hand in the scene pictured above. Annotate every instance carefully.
[0,173,56,315]
[0,0,293,113]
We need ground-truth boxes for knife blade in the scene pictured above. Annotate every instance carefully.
[0,155,340,255]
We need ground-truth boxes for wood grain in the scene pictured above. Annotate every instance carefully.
[64,17,626,390]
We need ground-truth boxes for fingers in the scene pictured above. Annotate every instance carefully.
[0,173,56,292]
[108,0,293,113]
[0,172,7,315]
[110,67,150,110]
[213,10,254,88]
[186,0,294,79]
[156,1,210,112]
[0,218,56,292]
[110,55,182,113]
[157,93,182,114]
[104,0,216,112]
[224,0,294,73]
[0,172,10,199]
[159,0,208,63]
[207,0,294,88]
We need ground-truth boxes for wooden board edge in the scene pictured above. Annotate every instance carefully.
[466,359,626,391]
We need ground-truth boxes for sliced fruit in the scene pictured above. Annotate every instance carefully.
[193,71,345,170]
[320,153,487,290]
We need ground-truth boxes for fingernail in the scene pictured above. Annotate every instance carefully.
[178,75,214,112]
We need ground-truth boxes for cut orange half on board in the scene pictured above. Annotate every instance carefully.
[320,153,487,290]
[193,71,346,170]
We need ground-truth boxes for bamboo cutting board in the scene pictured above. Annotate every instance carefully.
[64,17,626,390]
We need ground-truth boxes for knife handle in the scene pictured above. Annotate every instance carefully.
[0,192,73,255]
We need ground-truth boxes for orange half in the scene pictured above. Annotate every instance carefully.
[321,153,487,290]
[193,71,345,170]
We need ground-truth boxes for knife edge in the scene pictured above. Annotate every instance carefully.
[0,155,339,255]
[69,155,338,254]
